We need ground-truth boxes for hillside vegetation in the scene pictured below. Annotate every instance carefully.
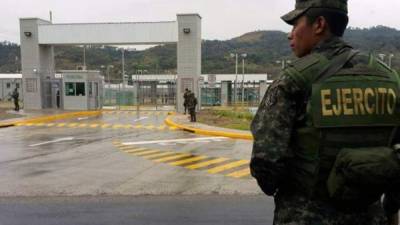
[1,26,400,79]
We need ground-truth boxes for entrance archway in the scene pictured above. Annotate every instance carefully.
[19,14,202,112]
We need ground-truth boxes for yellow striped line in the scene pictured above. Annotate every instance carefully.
[134,125,143,129]
[123,125,133,129]
[25,123,34,126]
[207,160,250,174]
[169,155,207,166]
[102,124,111,128]
[119,145,139,151]
[132,150,161,156]
[185,158,229,170]
[34,123,45,126]
[57,123,66,127]
[145,125,155,130]
[226,168,251,178]
[78,124,88,128]
[143,151,176,159]
[112,124,124,129]
[153,153,192,163]
[90,124,100,128]
[124,148,148,153]
[68,123,79,128]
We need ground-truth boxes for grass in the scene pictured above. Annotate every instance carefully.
[197,108,254,131]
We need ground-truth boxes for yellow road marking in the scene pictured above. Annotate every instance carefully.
[134,125,143,129]
[34,123,45,126]
[185,158,229,170]
[123,125,133,129]
[153,153,192,163]
[68,123,79,127]
[78,124,88,128]
[207,160,249,174]
[57,123,66,127]
[112,124,123,129]
[47,123,55,127]
[90,124,100,128]
[169,127,178,131]
[145,125,155,130]
[143,151,176,159]
[158,125,166,130]
[133,150,161,156]
[124,148,148,153]
[226,168,251,178]
[169,156,207,166]
[119,146,140,150]
[25,123,34,126]
[101,124,111,128]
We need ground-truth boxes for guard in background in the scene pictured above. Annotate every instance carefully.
[187,92,198,122]
[250,0,400,224]
[11,88,19,112]
[183,88,190,115]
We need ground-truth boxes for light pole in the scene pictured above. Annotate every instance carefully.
[241,53,247,105]
[106,65,114,105]
[389,54,395,69]
[378,53,386,62]
[230,53,238,106]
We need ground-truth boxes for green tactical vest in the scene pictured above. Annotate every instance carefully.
[284,51,400,200]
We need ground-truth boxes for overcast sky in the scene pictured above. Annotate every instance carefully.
[1,0,399,44]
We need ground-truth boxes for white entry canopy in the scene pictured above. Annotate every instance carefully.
[38,21,178,45]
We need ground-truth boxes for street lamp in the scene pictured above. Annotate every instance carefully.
[230,53,239,105]
[378,53,386,62]
[241,53,247,105]
[101,65,114,105]
[388,54,395,69]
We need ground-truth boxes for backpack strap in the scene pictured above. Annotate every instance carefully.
[314,49,359,83]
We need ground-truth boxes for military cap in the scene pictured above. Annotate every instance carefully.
[281,0,348,25]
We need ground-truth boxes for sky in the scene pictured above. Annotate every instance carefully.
[1,0,400,44]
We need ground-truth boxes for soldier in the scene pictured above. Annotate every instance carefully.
[250,0,400,224]
[187,92,197,122]
[183,88,190,115]
[11,87,19,112]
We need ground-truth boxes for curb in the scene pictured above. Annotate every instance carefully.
[0,110,102,128]
[164,114,253,140]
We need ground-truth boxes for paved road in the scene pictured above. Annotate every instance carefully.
[0,195,274,225]
[0,110,261,196]
[0,110,271,224]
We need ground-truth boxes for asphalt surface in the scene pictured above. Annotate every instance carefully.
[0,195,274,225]
[0,110,271,224]
[0,110,259,196]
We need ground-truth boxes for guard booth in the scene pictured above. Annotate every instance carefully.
[62,70,103,110]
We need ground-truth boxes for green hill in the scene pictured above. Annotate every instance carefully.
[1,26,400,79]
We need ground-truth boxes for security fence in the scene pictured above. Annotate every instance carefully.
[103,79,176,111]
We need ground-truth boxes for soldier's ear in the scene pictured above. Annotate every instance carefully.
[313,16,328,36]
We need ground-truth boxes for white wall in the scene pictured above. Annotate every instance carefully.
[38,22,178,45]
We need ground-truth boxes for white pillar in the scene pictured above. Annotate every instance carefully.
[176,14,202,112]
[20,18,55,109]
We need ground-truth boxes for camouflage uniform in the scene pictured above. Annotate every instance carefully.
[250,1,400,224]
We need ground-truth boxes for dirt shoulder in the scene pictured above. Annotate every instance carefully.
[197,109,253,131]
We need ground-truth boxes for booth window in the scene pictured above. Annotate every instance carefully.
[65,82,85,96]
[76,83,85,96]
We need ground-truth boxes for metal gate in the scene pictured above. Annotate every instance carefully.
[103,77,176,111]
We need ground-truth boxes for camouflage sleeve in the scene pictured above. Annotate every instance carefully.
[250,73,300,196]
